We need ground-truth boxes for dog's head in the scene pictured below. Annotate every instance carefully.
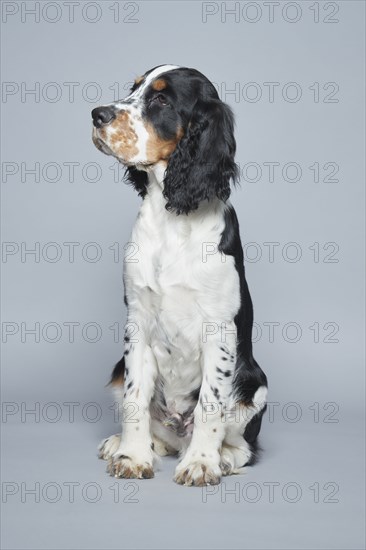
[92,65,238,214]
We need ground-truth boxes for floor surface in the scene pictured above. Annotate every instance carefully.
[1,412,364,549]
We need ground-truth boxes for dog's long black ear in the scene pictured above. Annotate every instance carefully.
[124,166,148,197]
[163,98,238,215]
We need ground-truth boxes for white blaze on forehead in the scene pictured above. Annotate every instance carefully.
[116,64,180,106]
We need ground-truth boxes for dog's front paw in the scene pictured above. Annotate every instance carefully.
[220,443,252,475]
[98,434,121,460]
[107,452,154,479]
[174,457,221,487]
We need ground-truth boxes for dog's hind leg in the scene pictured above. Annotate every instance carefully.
[220,387,267,474]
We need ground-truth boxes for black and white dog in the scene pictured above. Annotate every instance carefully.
[92,65,267,486]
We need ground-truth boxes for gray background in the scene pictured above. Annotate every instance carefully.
[1,1,365,548]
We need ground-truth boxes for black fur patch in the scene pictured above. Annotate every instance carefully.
[219,205,267,441]
[163,96,238,214]
[124,166,148,198]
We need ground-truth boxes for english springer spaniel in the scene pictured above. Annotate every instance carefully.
[92,65,267,486]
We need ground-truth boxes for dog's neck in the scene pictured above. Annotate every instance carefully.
[139,161,226,224]
[146,161,167,190]
[141,162,169,218]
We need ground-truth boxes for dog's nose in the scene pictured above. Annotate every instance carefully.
[92,106,116,128]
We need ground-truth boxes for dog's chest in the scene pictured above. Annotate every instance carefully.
[123,184,239,406]
[128,205,214,351]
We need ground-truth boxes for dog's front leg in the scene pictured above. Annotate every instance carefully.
[107,319,158,479]
[174,321,237,486]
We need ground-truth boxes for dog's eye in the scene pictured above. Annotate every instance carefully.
[152,94,169,106]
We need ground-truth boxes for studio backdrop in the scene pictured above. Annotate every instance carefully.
[1,1,365,549]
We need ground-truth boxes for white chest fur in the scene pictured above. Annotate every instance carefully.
[123,171,240,412]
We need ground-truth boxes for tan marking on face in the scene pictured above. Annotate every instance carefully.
[145,125,184,163]
[134,75,144,85]
[102,110,139,161]
[152,79,167,91]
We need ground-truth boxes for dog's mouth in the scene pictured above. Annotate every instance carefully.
[92,129,114,157]
[92,128,158,170]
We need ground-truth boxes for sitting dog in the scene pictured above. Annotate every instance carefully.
[92,65,267,486]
